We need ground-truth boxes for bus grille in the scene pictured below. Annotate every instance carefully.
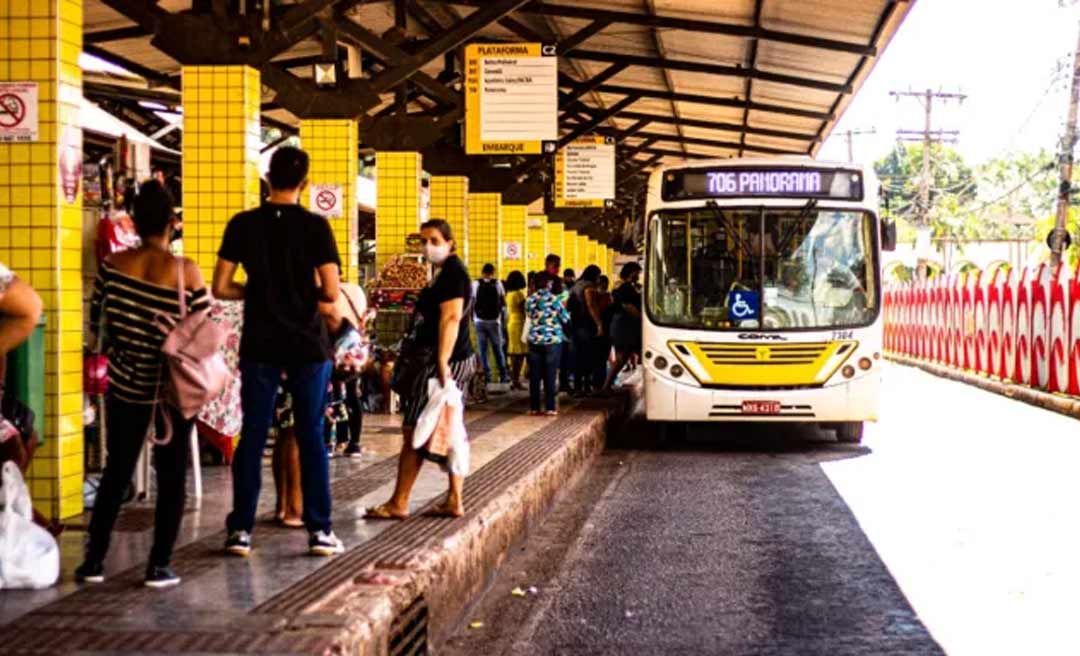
[696,343,830,365]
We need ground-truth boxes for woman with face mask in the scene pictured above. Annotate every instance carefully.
[366,219,475,519]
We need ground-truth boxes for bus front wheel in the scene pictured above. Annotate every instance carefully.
[835,422,864,444]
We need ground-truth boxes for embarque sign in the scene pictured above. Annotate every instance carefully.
[554,136,616,208]
[465,43,557,155]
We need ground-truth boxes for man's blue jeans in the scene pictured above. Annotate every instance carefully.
[226,360,332,534]
[475,319,508,383]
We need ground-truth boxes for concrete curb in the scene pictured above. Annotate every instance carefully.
[316,393,636,655]
[886,353,1080,420]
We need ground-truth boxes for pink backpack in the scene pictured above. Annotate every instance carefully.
[147,259,230,445]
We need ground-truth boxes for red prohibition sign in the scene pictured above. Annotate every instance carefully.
[0,93,26,129]
[316,189,337,211]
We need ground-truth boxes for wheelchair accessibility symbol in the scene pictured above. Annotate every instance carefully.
[728,291,759,322]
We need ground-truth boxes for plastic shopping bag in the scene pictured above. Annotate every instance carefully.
[0,461,59,589]
[412,378,470,475]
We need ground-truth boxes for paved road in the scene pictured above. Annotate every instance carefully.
[445,364,1080,655]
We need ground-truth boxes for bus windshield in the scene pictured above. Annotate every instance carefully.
[646,206,879,330]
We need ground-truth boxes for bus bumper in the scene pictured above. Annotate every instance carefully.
[644,371,880,423]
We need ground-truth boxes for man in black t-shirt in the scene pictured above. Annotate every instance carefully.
[212,146,345,558]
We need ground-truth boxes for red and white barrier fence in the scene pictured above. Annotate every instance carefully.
[884,263,1080,396]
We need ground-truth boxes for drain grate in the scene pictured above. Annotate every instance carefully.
[388,595,428,656]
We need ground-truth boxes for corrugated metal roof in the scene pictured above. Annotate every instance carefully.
[81,0,915,172]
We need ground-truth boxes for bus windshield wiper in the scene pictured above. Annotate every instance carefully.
[705,200,756,260]
[776,198,818,256]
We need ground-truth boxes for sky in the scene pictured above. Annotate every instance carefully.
[818,0,1079,166]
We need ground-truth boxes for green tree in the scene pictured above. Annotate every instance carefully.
[875,143,977,231]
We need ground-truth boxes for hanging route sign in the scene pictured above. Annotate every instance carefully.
[465,43,558,155]
[554,136,617,208]
[0,82,38,142]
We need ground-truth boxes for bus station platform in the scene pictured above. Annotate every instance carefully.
[0,390,635,655]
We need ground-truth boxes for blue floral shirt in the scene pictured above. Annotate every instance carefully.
[525,290,570,345]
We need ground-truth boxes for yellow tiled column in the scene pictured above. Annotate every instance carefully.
[182,65,261,277]
[584,239,599,270]
[526,214,547,274]
[599,244,610,275]
[546,221,565,270]
[430,175,469,264]
[578,234,591,270]
[563,228,580,274]
[0,0,84,519]
[300,119,358,282]
[500,204,527,277]
[375,152,422,270]
[467,193,501,277]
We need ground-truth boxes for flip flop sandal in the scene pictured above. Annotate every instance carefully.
[364,503,409,520]
[426,503,465,518]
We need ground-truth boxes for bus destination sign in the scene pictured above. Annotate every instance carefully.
[662,167,864,202]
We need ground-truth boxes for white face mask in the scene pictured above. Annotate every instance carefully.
[423,242,451,265]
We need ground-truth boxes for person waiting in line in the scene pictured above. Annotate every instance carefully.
[472,263,509,385]
[543,254,562,286]
[559,268,577,394]
[366,219,475,519]
[504,271,528,391]
[569,265,602,397]
[76,180,210,588]
[526,271,570,416]
[213,146,345,558]
[601,263,644,394]
[592,275,614,391]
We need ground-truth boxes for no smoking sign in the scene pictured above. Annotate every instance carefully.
[309,183,343,218]
[0,82,38,142]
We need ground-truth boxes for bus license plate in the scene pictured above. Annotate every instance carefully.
[741,400,781,415]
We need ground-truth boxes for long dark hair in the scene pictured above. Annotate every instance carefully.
[506,270,527,292]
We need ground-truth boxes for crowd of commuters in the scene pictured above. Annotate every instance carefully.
[0,141,641,591]
[470,255,643,415]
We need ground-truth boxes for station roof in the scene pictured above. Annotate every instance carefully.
[81,0,916,245]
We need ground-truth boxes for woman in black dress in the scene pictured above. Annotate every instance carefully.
[366,219,474,519]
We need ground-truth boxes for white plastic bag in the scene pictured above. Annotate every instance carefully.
[0,461,59,589]
[520,314,532,345]
[411,378,470,476]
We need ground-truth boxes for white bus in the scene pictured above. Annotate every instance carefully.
[641,158,895,443]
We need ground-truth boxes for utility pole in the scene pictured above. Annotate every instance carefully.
[891,88,966,278]
[840,127,876,163]
[1052,21,1080,267]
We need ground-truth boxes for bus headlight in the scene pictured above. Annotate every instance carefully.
[858,357,872,371]
[841,365,856,379]
[669,364,684,378]
[653,356,669,371]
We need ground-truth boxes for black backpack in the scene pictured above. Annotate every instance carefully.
[475,280,502,321]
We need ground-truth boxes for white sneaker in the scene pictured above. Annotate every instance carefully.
[309,530,345,556]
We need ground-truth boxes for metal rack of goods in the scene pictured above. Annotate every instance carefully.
[370,253,429,347]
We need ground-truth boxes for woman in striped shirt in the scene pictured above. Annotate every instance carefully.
[77,180,210,589]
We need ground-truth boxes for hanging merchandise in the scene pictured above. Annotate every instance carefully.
[95,210,140,264]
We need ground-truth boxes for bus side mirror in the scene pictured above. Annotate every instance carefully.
[881,220,897,252]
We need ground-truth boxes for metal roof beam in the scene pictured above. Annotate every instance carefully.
[334,16,461,108]
[598,57,842,95]
[566,49,850,93]
[83,44,178,88]
[558,94,639,147]
[85,26,150,44]
[561,62,627,104]
[567,109,815,144]
[583,83,833,120]
[367,0,532,94]
[739,0,765,156]
[426,0,875,55]
[558,18,612,53]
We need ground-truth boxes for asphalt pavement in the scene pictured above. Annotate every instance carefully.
[445,363,1080,655]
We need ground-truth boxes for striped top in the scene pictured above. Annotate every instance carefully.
[90,261,210,404]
